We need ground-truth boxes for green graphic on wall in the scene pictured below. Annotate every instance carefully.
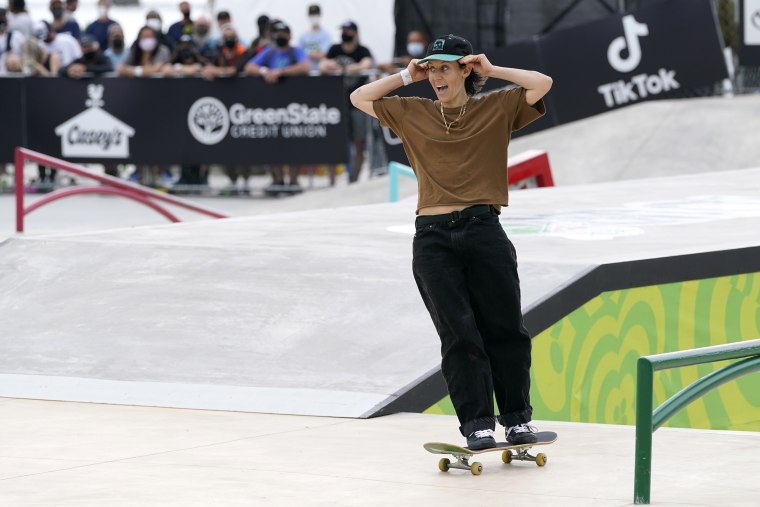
[425,273,760,431]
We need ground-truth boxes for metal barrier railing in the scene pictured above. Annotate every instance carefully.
[634,338,760,504]
[14,147,228,233]
[387,149,554,202]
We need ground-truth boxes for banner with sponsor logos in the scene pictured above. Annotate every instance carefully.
[0,78,24,163]
[538,0,727,123]
[14,75,347,165]
[740,0,760,64]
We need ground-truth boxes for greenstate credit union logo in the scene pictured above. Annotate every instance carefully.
[188,97,230,145]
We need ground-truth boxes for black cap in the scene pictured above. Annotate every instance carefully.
[417,34,473,64]
[308,4,320,15]
[270,20,290,33]
[340,20,357,31]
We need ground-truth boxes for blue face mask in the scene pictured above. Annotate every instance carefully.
[407,42,425,57]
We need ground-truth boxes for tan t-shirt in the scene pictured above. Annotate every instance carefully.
[373,87,545,213]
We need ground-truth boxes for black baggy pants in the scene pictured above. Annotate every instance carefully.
[412,205,533,437]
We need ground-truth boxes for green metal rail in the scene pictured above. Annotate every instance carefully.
[634,338,760,504]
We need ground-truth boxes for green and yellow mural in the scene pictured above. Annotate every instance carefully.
[426,273,760,431]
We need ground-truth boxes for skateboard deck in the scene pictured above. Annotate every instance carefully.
[424,431,557,475]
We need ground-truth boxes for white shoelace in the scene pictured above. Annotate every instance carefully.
[472,429,494,439]
[508,424,536,436]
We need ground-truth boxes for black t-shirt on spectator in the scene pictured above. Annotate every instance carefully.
[326,43,372,95]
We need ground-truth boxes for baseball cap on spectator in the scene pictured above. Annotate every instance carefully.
[79,33,97,46]
[33,20,50,40]
[308,4,320,15]
[179,34,194,44]
[416,34,473,64]
[340,20,358,31]
[270,20,290,33]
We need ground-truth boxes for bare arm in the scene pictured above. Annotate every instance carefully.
[460,54,552,105]
[350,59,428,118]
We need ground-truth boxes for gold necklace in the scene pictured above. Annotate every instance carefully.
[440,99,468,135]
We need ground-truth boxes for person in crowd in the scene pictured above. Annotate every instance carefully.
[319,20,373,183]
[7,0,33,37]
[18,35,59,75]
[49,0,80,40]
[201,24,245,79]
[244,20,311,193]
[167,1,193,44]
[192,15,215,61]
[103,22,126,67]
[247,14,270,56]
[377,29,428,74]
[145,10,173,51]
[163,33,204,76]
[350,34,552,451]
[298,4,330,72]
[117,25,171,186]
[35,19,81,67]
[59,33,112,78]
[0,8,25,75]
[84,0,115,50]
[64,0,78,23]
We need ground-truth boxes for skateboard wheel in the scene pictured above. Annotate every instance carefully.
[438,458,450,472]
[470,462,483,475]
[502,449,513,464]
[535,453,547,467]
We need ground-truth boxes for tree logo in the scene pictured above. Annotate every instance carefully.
[187,97,230,145]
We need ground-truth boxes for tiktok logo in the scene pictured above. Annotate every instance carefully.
[607,15,649,72]
[597,14,679,108]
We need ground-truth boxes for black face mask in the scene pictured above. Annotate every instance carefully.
[195,26,209,37]
[223,38,236,49]
[83,50,97,60]
[274,36,288,48]
[111,37,124,50]
[179,48,194,61]
[52,8,64,19]
[341,33,354,43]
[182,10,191,20]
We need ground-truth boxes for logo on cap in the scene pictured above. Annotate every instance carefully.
[432,39,445,51]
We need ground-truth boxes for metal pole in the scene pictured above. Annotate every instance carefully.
[634,357,654,504]
[15,148,24,233]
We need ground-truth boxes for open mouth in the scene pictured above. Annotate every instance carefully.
[435,85,449,94]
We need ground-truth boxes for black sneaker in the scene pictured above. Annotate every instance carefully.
[466,429,497,450]
[506,423,538,445]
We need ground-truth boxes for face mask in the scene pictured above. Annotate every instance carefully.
[52,8,64,19]
[309,15,320,26]
[407,42,425,57]
[274,36,288,48]
[111,37,124,51]
[182,10,191,20]
[179,48,194,60]
[139,37,157,52]
[98,7,108,18]
[83,50,97,60]
[341,33,354,43]
[146,18,161,32]
[223,38,236,49]
[195,26,209,37]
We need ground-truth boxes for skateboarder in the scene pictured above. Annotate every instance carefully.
[350,35,552,450]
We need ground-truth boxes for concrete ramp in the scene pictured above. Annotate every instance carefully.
[2,168,760,419]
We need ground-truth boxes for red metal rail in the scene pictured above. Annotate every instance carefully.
[14,147,228,233]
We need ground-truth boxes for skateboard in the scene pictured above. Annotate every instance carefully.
[263,184,303,197]
[423,431,557,475]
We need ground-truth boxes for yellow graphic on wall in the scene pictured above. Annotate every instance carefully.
[425,273,760,431]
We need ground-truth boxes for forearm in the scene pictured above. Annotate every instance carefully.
[487,66,551,90]
[351,72,404,104]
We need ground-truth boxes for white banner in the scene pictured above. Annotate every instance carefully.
[745,0,760,45]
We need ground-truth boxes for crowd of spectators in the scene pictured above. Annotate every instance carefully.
[0,0,428,193]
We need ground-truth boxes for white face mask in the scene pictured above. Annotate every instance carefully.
[407,42,425,57]
[139,37,157,52]
[98,7,108,18]
[146,18,161,32]
[309,15,320,26]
